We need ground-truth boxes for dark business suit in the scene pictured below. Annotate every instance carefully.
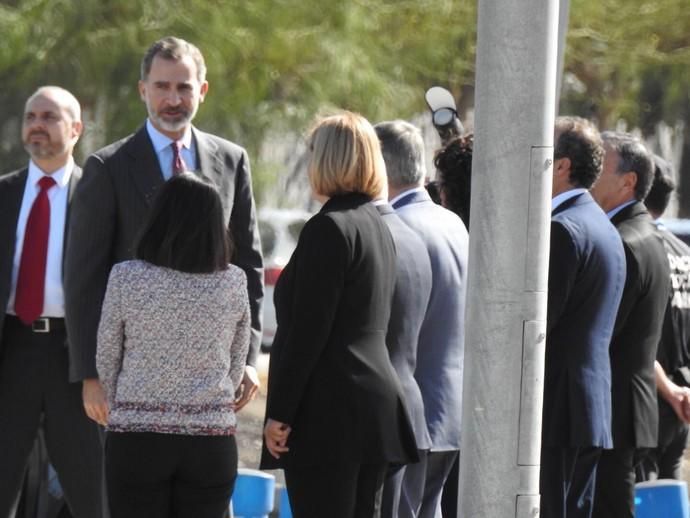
[541,191,626,518]
[376,203,432,518]
[593,201,670,518]
[64,125,263,382]
[392,189,468,518]
[0,167,104,518]
[261,193,417,518]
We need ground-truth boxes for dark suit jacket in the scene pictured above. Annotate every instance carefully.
[610,201,670,448]
[376,202,433,451]
[261,193,417,468]
[544,191,626,448]
[0,166,81,346]
[64,125,263,382]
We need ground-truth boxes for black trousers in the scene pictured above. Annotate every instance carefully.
[637,403,689,481]
[540,446,602,518]
[105,432,237,518]
[0,316,104,518]
[284,461,387,518]
[592,447,647,518]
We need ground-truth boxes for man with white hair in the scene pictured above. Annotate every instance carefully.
[375,120,468,518]
[0,86,104,517]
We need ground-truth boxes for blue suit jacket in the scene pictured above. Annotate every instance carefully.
[392,189,469,451]
[544,191,626,448]
[376,202,433,450]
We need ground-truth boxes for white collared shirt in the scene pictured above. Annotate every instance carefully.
[7,159,73,317]
[551,188,587,212]
[607,199,637,220]
[146,119,197,180]
[389,186,426,207]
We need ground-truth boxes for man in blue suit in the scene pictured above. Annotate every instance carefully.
[541,116,626,518]
[375,120,468,518]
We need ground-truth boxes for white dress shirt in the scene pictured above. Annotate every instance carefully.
[606,199,637,220]
[146,119,197,180]
[7,159,73,317]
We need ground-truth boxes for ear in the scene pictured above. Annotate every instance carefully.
[72,119,83,139]
[199,81,209,103]
[622,171,637,194]
[554,157,571,179]
[138,80,147,102]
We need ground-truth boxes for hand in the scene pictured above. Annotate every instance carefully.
[664,384,690,424]
[234,365,260,411]
[83,378,109,426]
[264,418,291,459]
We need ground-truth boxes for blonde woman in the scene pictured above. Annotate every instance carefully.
[262,112,417,518]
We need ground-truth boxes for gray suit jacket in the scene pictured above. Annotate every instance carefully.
[392,189,469,451]
[0,166,81,345]
[64,125,263,382]
[376,202,433,450]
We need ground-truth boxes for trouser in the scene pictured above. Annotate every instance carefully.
[540,446,602,518]
[592,447,648,518]
[636,403,689,481]
[412,450,459,518]
[105,432,237,518]
[284,461,387,518]
[0,316,104,518]
[381,450,426,518]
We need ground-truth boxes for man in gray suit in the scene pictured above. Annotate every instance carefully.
[0,87,103,517]
[372,198,433,518]
[376,120,469,518]
[64,36,264,426]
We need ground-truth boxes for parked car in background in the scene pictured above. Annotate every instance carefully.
[258,208,312,349]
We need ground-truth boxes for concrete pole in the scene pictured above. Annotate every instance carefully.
[457,0,559,516]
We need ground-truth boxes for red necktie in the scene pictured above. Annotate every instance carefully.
[172,141,187,176]
[15,176,56,324]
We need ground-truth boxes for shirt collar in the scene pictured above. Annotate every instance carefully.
[551,187,587,211]
[606,199,637,220]
[27,156,73,189]
[389,186,426,207]
[146,119,193,152]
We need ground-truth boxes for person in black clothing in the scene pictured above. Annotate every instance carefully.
[638,154,690,481]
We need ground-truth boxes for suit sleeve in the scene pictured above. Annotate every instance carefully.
[229,149,264,367]
[64,154,116,382]
[547,221,578,334]
[265,216,348,425]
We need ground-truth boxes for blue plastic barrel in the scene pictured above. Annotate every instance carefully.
[635,479,690,518]
[231,468,276,518]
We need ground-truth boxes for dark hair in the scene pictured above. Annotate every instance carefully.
[135,173,231,273]
[644,154,675,217]
[141,36,207,82]
[434,134,473,228]
[554,116,604,189]
[601,131,654,201]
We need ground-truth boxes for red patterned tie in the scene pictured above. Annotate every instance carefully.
[171,141,187,176]
[15,176,56,324]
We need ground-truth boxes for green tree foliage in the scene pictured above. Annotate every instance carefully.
[1,0,688,205]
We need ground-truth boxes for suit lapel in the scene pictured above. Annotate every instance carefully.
[194,128,223,186]
[0,169,28,302]
[125,126,165,206]
[62,165,82,271]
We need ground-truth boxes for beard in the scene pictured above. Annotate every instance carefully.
[23,131,63,160]
[146,100,198,134]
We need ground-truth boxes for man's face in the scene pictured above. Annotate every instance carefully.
[591,146,632,212]
[22,94,80,163]
[139,55,208,139]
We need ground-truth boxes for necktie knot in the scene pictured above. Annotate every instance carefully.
[171,141,186,176]
[38,176,56,191]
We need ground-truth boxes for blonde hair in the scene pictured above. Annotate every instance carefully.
[307,111,387,198]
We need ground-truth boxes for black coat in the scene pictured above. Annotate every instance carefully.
[261,193,418,468]
[609,201,671,448]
